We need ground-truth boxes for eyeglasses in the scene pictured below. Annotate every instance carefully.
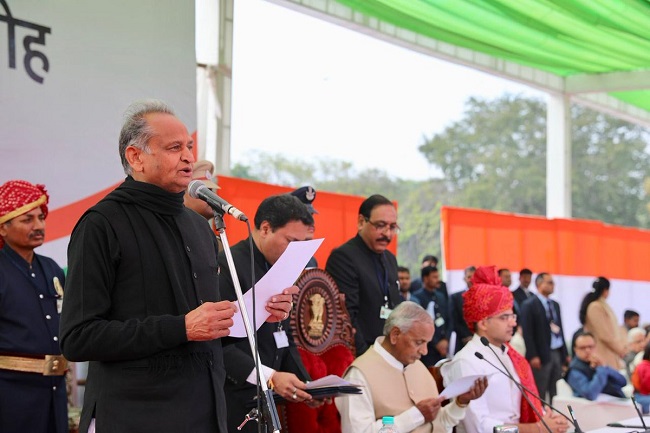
[575,344,595,350]
[364,217,401,234]
[488,313,517,322]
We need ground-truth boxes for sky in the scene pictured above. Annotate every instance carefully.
[229,0,543,181]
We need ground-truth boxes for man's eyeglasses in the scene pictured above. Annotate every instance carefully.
[364,217,401,234]
[488,313,517,322]
[575,344,595,351]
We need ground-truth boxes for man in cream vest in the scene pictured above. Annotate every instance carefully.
[336,301,487,433]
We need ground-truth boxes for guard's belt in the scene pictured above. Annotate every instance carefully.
[0,354,67,376]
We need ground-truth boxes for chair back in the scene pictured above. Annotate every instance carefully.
[282,268,356,433]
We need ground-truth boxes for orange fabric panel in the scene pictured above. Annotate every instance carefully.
[43,174,395,268]
[47,182,121,240]
[216,176,396,266]
[442,206,650,281]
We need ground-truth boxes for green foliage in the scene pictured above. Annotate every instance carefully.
[419,94,650,227]
[571,106,650,227]
[230,162,260,181]
[419,94,547,215]
[231,151,436,270]
[230,93,650,272]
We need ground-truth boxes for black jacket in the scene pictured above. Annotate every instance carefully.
[325,235,402,355]
[61,179,227,433]
[512,286,532,309]
[520,295,568,364]
[448,289,473,354]
[218,238,310,433]
[0,246,67,433]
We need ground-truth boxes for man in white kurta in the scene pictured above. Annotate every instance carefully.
[442,334,522,433]
[336,301,487,433]
[441,266,568,433]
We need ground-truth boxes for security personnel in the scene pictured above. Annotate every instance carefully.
[0,180,68,433]
[290,185,319,268]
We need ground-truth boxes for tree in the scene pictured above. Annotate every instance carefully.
[419,94,650,227]
[229,151,440,272]
[419,94,547,215]
[228,93,650,273]
[571,106,650,227]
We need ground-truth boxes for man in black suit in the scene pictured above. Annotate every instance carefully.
[512,268,533,308]
[448,265,475,355]
[410,254,448,300]
[218,194,316,432]
[60,101,294,433]
[520,272,569,401]
[326,194,402,355]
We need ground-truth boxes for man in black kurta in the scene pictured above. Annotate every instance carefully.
[0,180,67,433]
[219,194,314,433]
[59,101,295,433]
[325,194,402,355]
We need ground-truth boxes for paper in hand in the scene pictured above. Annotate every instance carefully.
[229,238,324,337]
[439,373,493,400]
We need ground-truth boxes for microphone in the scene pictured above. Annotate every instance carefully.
[475,338,578,433]
[631,396,649,432]
[567,405,584,433]
[188,180,248,221]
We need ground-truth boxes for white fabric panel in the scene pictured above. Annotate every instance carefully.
[445,269,650,346]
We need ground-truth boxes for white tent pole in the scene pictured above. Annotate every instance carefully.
[546,93,572,218]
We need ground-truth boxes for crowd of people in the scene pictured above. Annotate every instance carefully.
[400,260,650,423]
[1,98,649,433]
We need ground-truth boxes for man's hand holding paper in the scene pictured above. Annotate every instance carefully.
[230,238,324,337]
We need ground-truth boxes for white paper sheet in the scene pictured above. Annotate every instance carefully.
[229,238,324,337]
[306,374,357,389]
[439,372,494,400]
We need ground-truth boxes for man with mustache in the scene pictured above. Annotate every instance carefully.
[441,266,568,433]
[326,194,402,355]
[0,180,68,433]
[59,100,294,433]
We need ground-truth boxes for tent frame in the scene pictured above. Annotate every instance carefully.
[202,0,650,218]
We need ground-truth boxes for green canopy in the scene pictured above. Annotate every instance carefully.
[278,0,650,124]
[264,0,650,217]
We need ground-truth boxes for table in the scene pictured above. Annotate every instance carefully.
[587,416,650,433]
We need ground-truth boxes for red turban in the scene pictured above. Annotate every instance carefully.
[462,265,513,332]
[0,180,49,248]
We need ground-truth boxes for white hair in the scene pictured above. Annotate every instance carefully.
[383,301,432,336]
[118,100,176,175]
[628,327,646,343]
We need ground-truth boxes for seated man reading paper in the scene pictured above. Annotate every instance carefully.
[336,301,487,433]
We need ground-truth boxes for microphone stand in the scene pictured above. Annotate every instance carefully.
[631,396,650,432]
[213,211,281,433]
[475,339,555,433]
[474,349,579,431]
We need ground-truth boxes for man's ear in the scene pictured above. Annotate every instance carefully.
[357,214,365,231]
[125,146,144,173]
[259,221,272,236]
[388,326,401,345]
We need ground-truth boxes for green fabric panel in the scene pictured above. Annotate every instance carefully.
[334,0,650,112]
[610,90,650,112]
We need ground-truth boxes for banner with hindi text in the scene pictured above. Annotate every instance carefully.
[0,0,196,265]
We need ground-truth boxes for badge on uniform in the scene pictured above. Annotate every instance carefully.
[379,305,392,319]
[53,277,64,314]
[550,321,561,335]
[274,330,289,348]
[435,316,445,328]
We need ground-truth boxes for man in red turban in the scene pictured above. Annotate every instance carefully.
[0,180,68,433]
[441,266,568,433]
